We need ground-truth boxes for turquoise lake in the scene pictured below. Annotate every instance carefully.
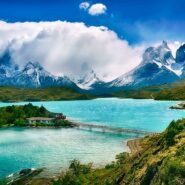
[0,98,185,178]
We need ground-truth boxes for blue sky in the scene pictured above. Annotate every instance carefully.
[0,0,185,44]
[0,0,185,80]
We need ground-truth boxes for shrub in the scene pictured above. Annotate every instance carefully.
[105,162,115,169]
[69,159,92,176]
[15,118,26,126]
[116,152,129,165]
[162,160,185,184]
[55,172,81,185]
[54,119,71,127]
[165,119,185,146]
[141,163,158,185]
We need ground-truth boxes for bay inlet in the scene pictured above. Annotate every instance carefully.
[0,98,185,178]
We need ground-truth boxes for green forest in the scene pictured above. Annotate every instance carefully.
[0,103,72,127]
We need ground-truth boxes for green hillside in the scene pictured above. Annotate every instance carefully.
[113,80,185,100]
[0,86,94,102]
[52,119,185,185]
[2,79,185,102]
[154,80,185,100]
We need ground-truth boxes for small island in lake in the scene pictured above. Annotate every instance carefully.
[170,102,185,109]
[0,103,73,127]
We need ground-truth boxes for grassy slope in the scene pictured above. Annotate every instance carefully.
[0,86,94,102]
[113,79,185,100]
[52,119,185,185]
[1,79,185,102]
[154,80,185,100]
[117,119,185,185]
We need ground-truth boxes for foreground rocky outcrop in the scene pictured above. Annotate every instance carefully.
[3,168,44,185]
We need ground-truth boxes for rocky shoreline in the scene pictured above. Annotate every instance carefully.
[127,138,142,154]
[2,168,44,185]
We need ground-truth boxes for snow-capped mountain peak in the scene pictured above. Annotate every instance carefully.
[24,61,43,70]
[22,61,53,77]
[4,61,78,89]
[78,69,99,84]
[72,69,102,90]
[143,41,174,65]
[158,41,175,65]
[108,41,180,89]
[142,41,182,75]
[161,40,169,49]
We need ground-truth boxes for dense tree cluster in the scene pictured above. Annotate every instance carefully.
[0,103,53,126]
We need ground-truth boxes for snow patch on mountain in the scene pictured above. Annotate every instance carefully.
[109,72,133,87]
[72,69,102,90]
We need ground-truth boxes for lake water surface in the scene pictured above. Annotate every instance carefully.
[0,98,185,178]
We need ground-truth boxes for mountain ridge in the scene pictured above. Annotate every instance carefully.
[1,41,185,93]
[107,41,182,91]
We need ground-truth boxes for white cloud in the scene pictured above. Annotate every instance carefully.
[88,3,107,16]
[79,2,90,10]
[79,2,107,16]
[168,41,184,58]
[0,21,143,81]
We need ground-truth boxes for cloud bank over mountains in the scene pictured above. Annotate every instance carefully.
[0,21,143,81]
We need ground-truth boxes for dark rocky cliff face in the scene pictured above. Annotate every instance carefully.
[176,44,185,64]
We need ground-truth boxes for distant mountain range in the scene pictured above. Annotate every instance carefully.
[0,52,79,90]
[0,41,185,94]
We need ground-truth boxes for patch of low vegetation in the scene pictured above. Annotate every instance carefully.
[0,86,94,102]
[53,153,128,185]
[112,86,162,99]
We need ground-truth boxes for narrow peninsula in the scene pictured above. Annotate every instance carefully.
[0,103,73,128]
